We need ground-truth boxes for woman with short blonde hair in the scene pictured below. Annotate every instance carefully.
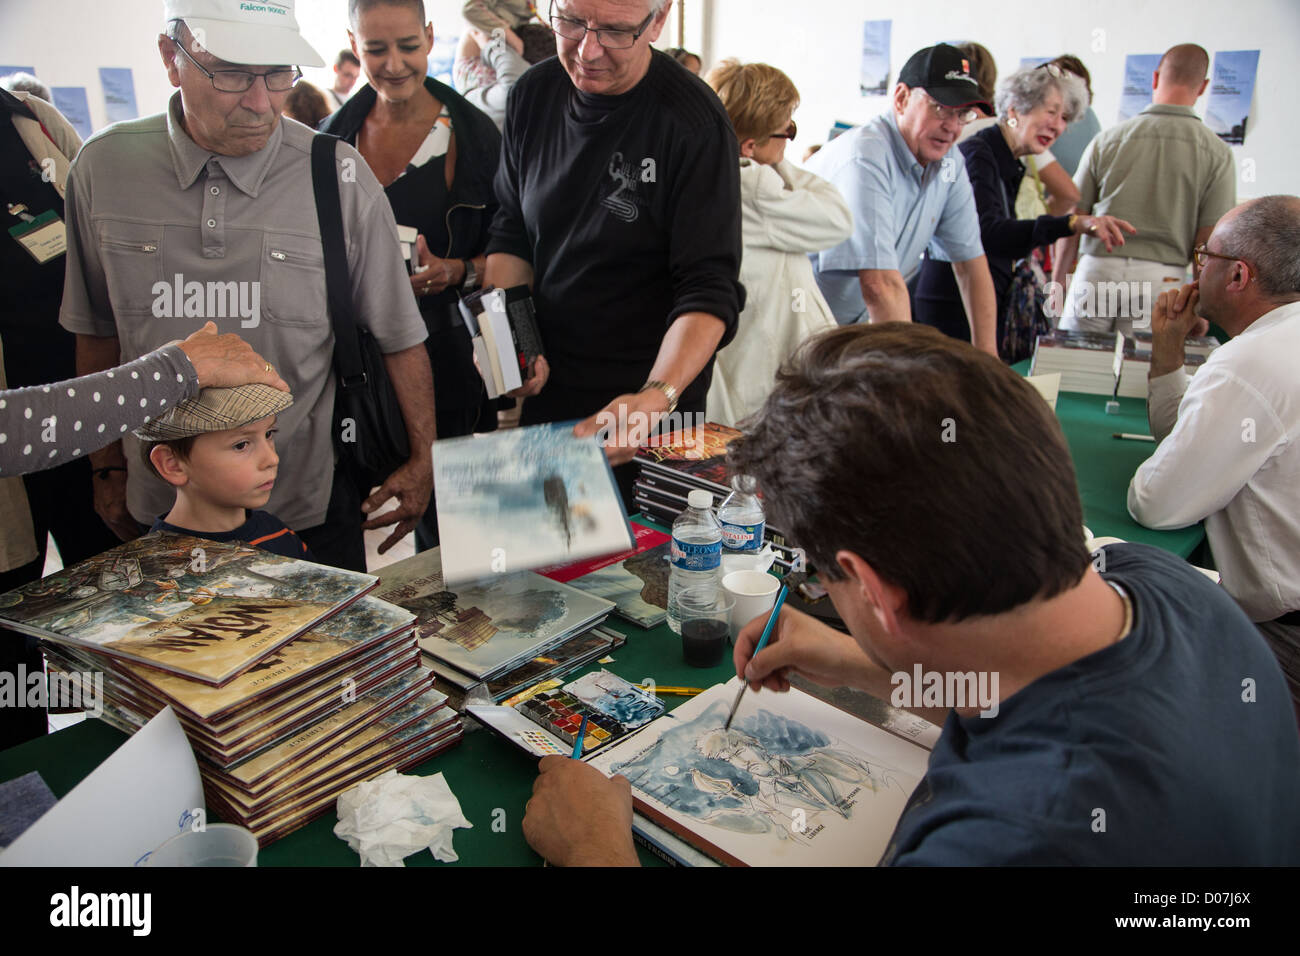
[702,60,852,427]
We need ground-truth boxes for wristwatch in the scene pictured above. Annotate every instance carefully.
[639,379,679,414]
[461,258,479,291]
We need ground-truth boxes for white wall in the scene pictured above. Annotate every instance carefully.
[702,0,1300,199]
[3,0,1296,198]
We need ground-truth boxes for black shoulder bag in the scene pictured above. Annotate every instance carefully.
[310,133,411,491]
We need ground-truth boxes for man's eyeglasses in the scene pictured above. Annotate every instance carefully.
[1193,243,1252,274]
[917,89,980,125]
[549,1,655,50]
[768,120,797,142]
[171,35,301,93]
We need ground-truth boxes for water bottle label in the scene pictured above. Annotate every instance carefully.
[671,537,721,571]
[720,520,764,552]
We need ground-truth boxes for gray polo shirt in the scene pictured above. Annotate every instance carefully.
[1074,103,1235,266]
[60,93,426,529]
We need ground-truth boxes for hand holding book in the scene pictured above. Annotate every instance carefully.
[574,387,672,465]
[507,353,549,397]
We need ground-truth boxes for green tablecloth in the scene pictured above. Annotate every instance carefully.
[0,384,1204,864]
[1052,390,1202,555]
[1015,359,1204,557]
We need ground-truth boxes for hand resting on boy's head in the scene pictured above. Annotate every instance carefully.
[177,322,289,392]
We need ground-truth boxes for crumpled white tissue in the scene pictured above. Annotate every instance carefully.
[334,770,472,866]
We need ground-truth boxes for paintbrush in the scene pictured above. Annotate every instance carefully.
[572,714,590,759]
[723,584,788,731]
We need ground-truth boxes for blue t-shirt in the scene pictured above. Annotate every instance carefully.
[151,509,315,562]
[881,543,1300,865]
[805,111,985,323]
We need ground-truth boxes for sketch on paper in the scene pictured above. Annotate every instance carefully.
[591,682,929,866]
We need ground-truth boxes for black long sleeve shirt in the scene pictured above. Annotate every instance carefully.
[487,51,744,406]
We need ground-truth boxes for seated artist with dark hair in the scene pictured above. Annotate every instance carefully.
[521,323,1300,866]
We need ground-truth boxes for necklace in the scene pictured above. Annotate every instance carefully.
[1107,580,1134,642]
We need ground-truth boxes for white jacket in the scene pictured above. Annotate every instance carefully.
[708,158,852,427]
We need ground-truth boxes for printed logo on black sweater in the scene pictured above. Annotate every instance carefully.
[601,151,656,223]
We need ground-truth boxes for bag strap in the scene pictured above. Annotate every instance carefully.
[310,133,366,388]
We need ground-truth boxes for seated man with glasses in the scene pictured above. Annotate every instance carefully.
[805,44,999,355]
[1129,195,1300,722]
[484,0,744,507]
[58,0,435,572]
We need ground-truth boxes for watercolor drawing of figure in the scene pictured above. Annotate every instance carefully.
[612,701,911,844]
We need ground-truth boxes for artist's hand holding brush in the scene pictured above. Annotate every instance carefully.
[522,757,639,867]
[734,606,885,695]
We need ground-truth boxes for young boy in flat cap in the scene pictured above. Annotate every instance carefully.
[135,383,314,560]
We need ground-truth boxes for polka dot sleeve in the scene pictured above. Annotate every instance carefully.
[0,344,198,476]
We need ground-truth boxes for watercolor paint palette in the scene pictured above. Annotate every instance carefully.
[466,670,664,759]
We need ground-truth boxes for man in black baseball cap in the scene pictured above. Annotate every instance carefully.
[898,43,994,116]
[806,43,999,355]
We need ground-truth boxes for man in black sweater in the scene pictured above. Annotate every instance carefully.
[485,0,744,505]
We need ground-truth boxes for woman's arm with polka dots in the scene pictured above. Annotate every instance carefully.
[0,324,287,477]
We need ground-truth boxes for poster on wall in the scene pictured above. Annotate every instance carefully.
[1020,56,1051,69]
[50,87,93,140]
[860,20,891,96]
[1118,54,1161,122]
[1205,50,1259,145]
[0,66,37,82]
[99,67,139,124]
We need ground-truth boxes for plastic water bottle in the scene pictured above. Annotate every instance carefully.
[718,474,765,556]
[667,489,722,634]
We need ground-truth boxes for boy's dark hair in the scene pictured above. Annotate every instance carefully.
[517,23,557,65]
[142,435,198,481]
[727,323,1091,624]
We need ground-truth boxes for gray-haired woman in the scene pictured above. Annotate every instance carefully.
[915,64,1136,359]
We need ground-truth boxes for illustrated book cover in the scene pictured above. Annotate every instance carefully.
[374,547,614,680]
[0,533,376,684]
[432,421,634,583]
[535,523,671,627]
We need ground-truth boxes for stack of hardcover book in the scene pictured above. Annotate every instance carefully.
[633,422,802,571]
[0,533,462,845]
[1029,329,1218,399]
[458,284,544,398]
[373,547,620,710]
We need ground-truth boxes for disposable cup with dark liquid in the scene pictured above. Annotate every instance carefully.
[675,587,734,668]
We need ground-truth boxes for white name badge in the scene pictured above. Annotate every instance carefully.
[9,210,67,264]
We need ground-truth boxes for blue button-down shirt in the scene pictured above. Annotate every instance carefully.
[806,111,984,323]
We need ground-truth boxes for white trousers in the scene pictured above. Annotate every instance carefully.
[1059,254,1188,338]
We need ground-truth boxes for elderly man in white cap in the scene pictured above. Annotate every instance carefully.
[59,0,435,572]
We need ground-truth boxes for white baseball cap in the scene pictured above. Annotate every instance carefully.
[163,0,325,68]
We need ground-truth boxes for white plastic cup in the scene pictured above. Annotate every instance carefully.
[722,569,781,642]
[145,823,259,867]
